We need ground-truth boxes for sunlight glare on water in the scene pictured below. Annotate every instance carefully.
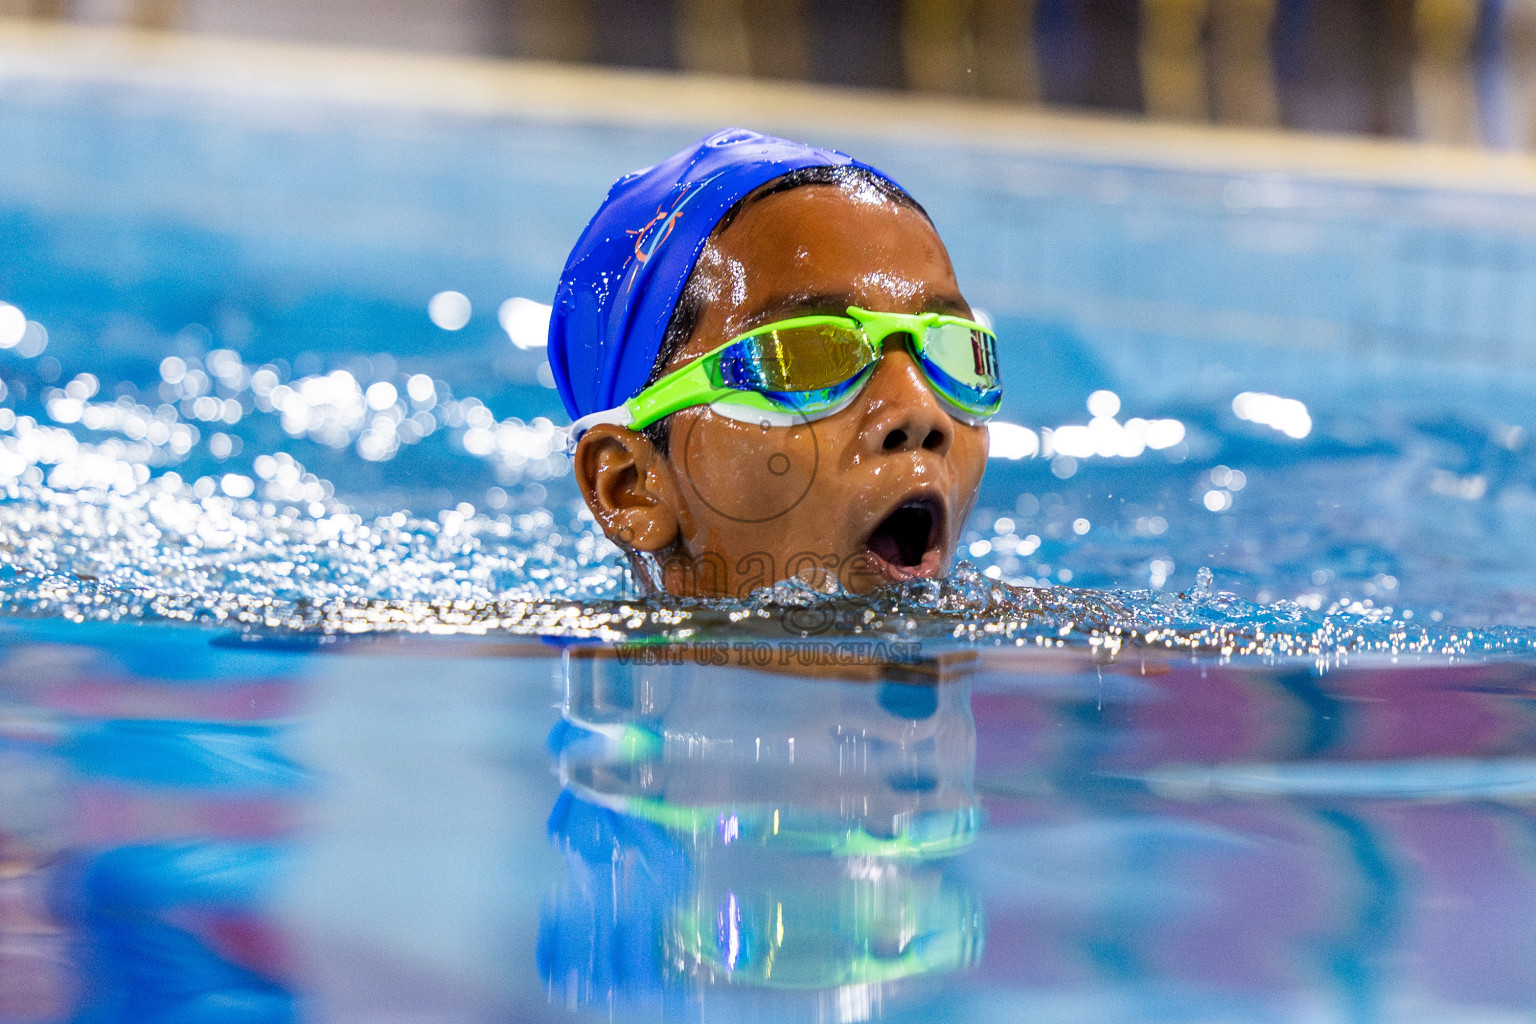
[0,313,1530,658]
[0,390,1531,662]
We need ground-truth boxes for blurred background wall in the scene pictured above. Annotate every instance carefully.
[3,0,1534,149]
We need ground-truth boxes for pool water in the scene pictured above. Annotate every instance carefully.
[8,621,1536,1023]
[2,53,1536,1023]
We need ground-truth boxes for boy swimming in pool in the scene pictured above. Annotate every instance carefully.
[550,129,1000,598]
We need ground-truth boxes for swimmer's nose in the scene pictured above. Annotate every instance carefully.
[859,348,952,456]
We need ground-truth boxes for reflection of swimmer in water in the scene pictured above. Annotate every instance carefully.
[550,129,1001,598]
[539,650,981,1010]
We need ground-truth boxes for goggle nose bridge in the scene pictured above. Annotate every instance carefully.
[842,308,936,357]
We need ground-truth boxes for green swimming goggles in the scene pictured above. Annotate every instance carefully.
[569,306,1002,442]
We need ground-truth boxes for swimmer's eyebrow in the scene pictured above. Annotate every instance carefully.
[738,291,971,332]
[738,291,852,330]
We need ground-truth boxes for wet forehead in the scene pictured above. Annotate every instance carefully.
[690,185,964,348]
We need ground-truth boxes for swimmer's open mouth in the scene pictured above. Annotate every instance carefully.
[864,498,944,581]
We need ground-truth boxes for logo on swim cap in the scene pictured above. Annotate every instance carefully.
[622,180,712,292]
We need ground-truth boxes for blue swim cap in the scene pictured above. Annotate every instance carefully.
[547,128,897,423]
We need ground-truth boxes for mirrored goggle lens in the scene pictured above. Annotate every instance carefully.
[918,355,1003,418]
[920,323,1000,391]
[717,322,875,392]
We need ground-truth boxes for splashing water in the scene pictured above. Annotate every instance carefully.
[0,334,1532,661]
[1,415,1533,661]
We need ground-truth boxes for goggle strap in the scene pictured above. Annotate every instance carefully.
[626,360,732,431]
[566,404,635,452]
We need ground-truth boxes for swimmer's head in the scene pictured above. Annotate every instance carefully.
[552,129,991,596]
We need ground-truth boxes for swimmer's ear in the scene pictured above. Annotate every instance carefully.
[573,425,683,552]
